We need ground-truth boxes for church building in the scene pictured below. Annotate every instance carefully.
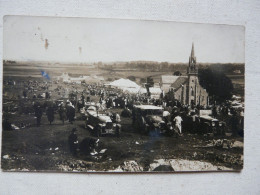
[161,43,209,106]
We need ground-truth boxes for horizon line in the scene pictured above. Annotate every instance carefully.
[3,59,245,65]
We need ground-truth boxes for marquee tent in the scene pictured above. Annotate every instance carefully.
[107,78,140,88]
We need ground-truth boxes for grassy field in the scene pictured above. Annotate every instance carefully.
[3,62,245,89]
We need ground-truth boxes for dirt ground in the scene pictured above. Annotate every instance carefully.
[1,105,243,172]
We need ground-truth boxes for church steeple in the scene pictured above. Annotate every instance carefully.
[186,43,199,106]
[187,42,198,75]
[191,42,195,58]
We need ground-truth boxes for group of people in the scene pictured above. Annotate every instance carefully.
[25,80,245,158]
[24,79,244,141]
[68,128,99,157]
[58,101,76,124]
[32,99,76,126]
[30,80,244,137]
[77,84,243,136]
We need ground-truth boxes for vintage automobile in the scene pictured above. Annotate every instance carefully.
[85,109,121,137]
[79,102,96,119]
[198,114,226,135]
[183,110,226,135]
[132,105,174,136]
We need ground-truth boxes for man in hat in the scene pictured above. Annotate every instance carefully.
[68,128,79,156]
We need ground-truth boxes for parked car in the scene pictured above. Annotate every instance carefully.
[183,110,226,135]
[85,109,121,137]
[80,102,96,119]
[132,105,174,136]
[199,114,226,135]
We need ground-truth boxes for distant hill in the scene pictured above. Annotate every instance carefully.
[3,60,244,75]
[98,61,244,75]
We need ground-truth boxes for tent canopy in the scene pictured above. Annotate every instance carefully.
[107,78,140,89]
[148,87,162,94]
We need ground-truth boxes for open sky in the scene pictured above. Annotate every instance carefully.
[3,16,245,63]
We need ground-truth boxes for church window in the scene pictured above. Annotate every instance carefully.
[191,87,194,96]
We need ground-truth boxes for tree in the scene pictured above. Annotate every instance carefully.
[173,71,182,76]
[198,68,233,103]
[144,76,154,96]
[140,78,146,83]
[161,62,169,71]
[127,76,136,81]
[146,76,154,88]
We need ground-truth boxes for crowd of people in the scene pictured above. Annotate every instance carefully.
[3,78,244,156]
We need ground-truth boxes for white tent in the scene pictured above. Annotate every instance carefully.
[123,87,147,94]
[122,86,162,96]
[138,87,147,94]
[149,87,162,94]
[106,78,146,94]
[107,78,140,88]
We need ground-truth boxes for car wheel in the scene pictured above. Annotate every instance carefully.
[154,128,160,136]
[149,127,158,137]
[142,125,149,135]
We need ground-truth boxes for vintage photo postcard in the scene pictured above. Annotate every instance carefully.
[2,16,244,172]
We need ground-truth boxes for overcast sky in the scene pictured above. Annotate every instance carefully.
[4,16,245,63]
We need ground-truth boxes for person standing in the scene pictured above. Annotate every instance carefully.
[212,106,218,118]
[171,106,178,121]
[35,105,43,126]
[59,103,66,125]
[68,128,79,156]
[46,105,55,125]
[115,113,121,123]
[230,111,239,136]
[173,113,183,136]
[67,105,75,124]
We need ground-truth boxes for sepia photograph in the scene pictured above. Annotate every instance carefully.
[1,16,244,172]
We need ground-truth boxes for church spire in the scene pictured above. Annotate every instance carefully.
[191,42,195,58]
[187,42,197,74]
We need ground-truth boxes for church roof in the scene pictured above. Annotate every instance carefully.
[161,75,180,84]
[170,76,188,91]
